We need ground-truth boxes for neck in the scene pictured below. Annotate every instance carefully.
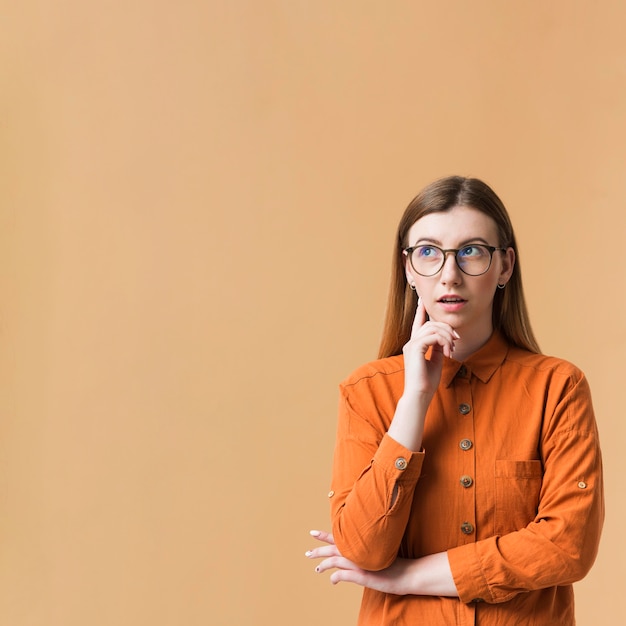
[451,323,494,362]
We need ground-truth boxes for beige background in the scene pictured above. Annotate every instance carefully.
[1,1,624,624]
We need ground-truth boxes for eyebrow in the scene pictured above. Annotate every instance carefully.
[411,236,492,247]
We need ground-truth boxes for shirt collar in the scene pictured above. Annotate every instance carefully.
[441,331,510,387]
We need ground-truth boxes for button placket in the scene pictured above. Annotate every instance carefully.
[454,373,476,541]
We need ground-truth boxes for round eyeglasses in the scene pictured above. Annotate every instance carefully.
[403,244,506,277]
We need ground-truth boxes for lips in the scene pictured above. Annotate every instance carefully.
[438,295,466,303]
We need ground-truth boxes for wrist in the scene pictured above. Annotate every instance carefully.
[397,391,432,416]
[409,553,458,597]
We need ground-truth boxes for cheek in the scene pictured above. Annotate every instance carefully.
[476,276,499,300]
[412,277,432,299]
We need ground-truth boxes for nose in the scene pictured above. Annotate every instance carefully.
[439,251,462,284]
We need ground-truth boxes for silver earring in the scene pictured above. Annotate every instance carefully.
[410,284,416,291]
[497,283,506,289]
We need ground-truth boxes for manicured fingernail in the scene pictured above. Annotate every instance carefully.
[309,530,321,537]
[453,330,461,339]
[315,566,320,573]
[305,551,313,557]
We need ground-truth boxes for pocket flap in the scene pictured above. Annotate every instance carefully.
[495,459,543,478]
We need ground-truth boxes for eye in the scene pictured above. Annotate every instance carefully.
[416,245,439,258]
[458,245,486,258]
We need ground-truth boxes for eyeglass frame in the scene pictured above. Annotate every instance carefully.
[403,243,507,277]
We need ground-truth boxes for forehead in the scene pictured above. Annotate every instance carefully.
[407,205,499,245]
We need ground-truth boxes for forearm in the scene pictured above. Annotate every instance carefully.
[311,542,459,598]
[387,391,431,452]
[331,433,424,570]
[400,552,459,597]
[448,506,603,604]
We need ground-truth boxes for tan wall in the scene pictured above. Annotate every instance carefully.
[1,2,623,624]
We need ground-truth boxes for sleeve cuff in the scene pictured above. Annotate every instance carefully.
[372,433,425,481]
[447,542,492,604]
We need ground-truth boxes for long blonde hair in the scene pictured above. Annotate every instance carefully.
[378,176,540,358]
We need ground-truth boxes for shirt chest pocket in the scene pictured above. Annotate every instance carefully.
[494,459,543,535]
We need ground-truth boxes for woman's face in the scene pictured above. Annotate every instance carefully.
[404,205,515,339]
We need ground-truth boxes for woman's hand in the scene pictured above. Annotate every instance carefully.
[402,297,459,398]
[305,530,458,598]
[305,530,417,595]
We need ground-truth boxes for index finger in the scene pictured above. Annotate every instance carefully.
[410,296,427,338]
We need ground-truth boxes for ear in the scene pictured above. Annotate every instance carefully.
[498,247,515,286]
[403,251,415,289]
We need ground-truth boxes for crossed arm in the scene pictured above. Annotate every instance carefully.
[306,529,458,597]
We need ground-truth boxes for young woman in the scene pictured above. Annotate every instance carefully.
[306,176,604,625]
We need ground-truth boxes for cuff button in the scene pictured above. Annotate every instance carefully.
[395,457,408,470]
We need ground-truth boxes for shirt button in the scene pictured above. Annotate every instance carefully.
[459,438,473,451]
[460,522,474,535]
[457,365,467,377]
[578,481,587,489]
[460,475,473,488]
[327,490,335,498]
[472,598,484,603]
[459,403,471,415]
[395,457,408,470]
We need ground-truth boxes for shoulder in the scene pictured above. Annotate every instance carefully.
[338,355,405,421]
[504,346,589,397]
[340,355,405,392]
[505,346,586,380]
[499,346,597,436]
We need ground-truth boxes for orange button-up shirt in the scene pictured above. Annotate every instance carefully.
[330,332,604,625]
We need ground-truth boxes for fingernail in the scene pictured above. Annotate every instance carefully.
[453,330,461,339]
[305,551,313,557]
[309,530,321,537]
[315,566,320,573]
